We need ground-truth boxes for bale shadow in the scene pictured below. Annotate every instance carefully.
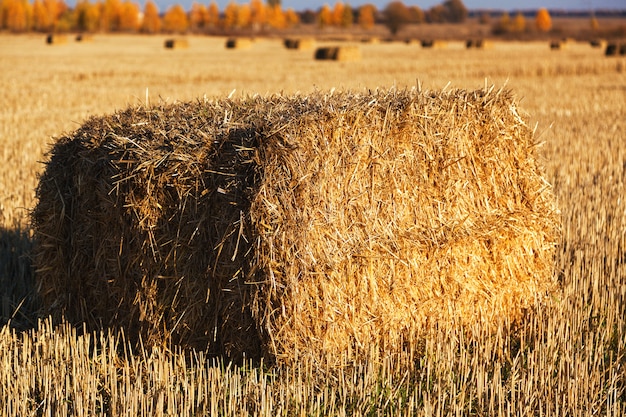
[0,226,39,330]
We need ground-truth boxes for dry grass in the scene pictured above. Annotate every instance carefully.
[0,34,625,415]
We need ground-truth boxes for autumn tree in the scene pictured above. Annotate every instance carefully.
[535,8,551,32]
[163,4,188,33]
[492,11,510,34]
[206,1,220,28]
[119,1,139,32]
[189,2,209,32]
[331,1,343,26]
[140,0,160,33]
[426,4,446,23]
[32,0,48,30]
[317,4,331,29]
[3,0,31,32]
[101,0,123,31]
[340,3,352,27]
[384,1,410,35]
[408,5,424,23]
[266,3,285,29]
[222,1,237,29]
[74,0,100,32]
[236,3,251,28]
[284,7,299,27]
[511,11,526,32]
[249,0,265,30]
[442,0,467,23]
[357,4,375,30]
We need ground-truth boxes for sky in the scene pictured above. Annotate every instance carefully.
[158,0,626,11]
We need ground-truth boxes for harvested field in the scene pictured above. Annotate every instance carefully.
[0,34,625,415]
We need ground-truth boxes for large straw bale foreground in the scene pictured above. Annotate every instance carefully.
[33,88,560,364]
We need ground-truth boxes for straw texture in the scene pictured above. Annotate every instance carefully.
[33,87,560,364]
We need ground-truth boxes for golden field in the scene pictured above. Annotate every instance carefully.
[0,34,625,415]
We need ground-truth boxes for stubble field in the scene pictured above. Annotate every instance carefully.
[0,34,625,415]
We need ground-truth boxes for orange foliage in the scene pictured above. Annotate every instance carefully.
[535,8,551,32]
[222,1,237,29]
[249,0,265,30]
[318,4,332,28]
[206,1,220,27]
[266,4,285,29]
[189,2,209,32]
[358,4,376,30]
[236,3,251,28]
[284,7,299,27]
[163,4,188,33]
[3,0,31,32]
[118,1,139,32]
[75,0,100,32]
[141,0,160,33]
[331,1,344,26]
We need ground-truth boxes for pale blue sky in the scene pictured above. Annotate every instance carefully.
[155,0,625,11]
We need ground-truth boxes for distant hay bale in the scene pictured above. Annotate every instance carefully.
[605,43,620,56]
[284,37,316,50]
[226,38,252,49]
[33,88,561,364]
[314,45,361,61]
[550,40,566,50]
[466,39,492,49]
[164,38,189,49]
[75,34,93,42]
[589,39,606,48]
[621,43,626,56]
[46,34,68,45]
[421,39,447,49]
[361,37,380,44]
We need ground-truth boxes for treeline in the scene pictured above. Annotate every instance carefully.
[0,0,472,34]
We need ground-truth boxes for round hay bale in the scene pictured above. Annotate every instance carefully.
[467,39,493,49]
[46,34,68,45]
[605,43,618,56]
[226,38,252,49]
[315,45,361,61]
[421,39,447,49]
[314,46,338,60]
[164,38,189,49]
[284,38,315,50]
[33,88,561,364]
[589,39,606,48]
[75,34,94,42]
